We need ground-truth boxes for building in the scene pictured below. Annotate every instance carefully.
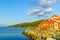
[39,15,60,30]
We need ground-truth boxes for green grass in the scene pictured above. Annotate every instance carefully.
[8,20,45,28]
[56,30,60,32]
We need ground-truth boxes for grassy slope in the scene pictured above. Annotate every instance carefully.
[8,20,45,28]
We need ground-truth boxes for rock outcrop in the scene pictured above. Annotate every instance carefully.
[23,28,60,40]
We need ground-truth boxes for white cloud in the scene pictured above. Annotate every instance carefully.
[45,8,53,13]
[28,7,41,15]
[47,0,57,5]
[39,12,45,16]
[52,0,57,2]
[40,0,47,5]
[39,8,52,16]
[28,0,57,17]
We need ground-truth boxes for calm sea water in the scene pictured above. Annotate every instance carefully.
[0,27,29,40]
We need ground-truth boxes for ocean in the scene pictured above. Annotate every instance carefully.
[0,27,29,40]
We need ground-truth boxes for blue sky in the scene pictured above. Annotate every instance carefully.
[0,0,60,26]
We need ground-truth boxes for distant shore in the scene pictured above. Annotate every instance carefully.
[8,20,44,28]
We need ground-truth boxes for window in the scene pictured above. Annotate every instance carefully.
[50,24,53,30]
[54,22,58,30]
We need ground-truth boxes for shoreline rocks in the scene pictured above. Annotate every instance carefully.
[23,29,60,40]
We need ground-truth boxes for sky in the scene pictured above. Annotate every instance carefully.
[0,0,60,26]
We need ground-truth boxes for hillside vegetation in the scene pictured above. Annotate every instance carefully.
[8,20,45,28]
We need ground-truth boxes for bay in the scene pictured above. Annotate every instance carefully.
[0,27,29,40]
